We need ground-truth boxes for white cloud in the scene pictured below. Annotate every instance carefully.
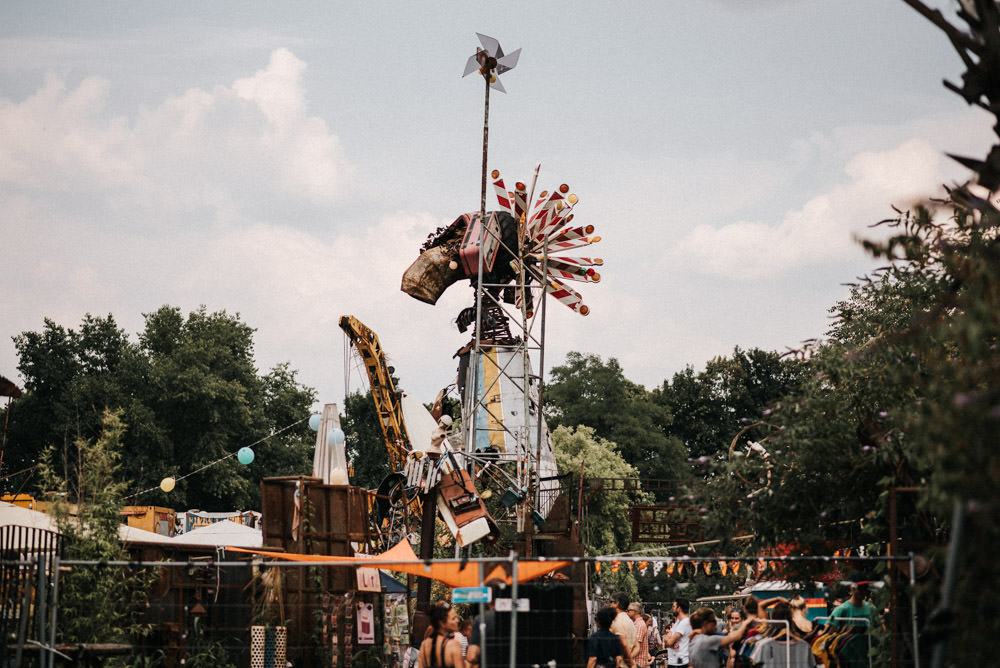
[0,47,354,226]
[664,138,946,280]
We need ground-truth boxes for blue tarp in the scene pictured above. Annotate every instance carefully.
[381,571,407,593]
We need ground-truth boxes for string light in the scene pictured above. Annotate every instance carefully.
[125,416,310,501]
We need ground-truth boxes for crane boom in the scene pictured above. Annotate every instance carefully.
[339,315,410,472]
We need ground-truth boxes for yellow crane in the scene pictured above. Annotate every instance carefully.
[338,315,411,473]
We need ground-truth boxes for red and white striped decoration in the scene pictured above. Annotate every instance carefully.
[491,170,602,316]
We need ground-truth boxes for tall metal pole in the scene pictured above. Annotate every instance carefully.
[466,75,491,461]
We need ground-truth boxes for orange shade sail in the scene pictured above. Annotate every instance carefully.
[227,538,569,588]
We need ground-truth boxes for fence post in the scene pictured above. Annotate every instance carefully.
[48,554,61,668]
[36,552,47,668]
[509,558,518,668]
[15,556,34,667]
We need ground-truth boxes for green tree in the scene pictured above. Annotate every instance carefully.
[38,410,149,645]
[654,347,803,461]
[7,314,139,486]
[552,424,648,597]
[342,390,391,490]
[4,306,316,512]
[545,352,687,485]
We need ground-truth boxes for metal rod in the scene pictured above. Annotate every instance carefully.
[47,554,61,668]
[509,558,519,668]
[37,552,47,668]
[909,552,920,668]
[477,561,487,668]
[931,500,964,668]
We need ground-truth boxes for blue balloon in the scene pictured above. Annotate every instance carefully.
[327,427,346,446]
[308,413,322,431]
[237,447,255,465]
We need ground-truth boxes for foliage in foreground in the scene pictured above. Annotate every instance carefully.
[38,410,150,645]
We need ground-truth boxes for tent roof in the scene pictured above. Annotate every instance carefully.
[0,501,58,532]
[119,524,175,544]
[228,538,569,588]
[173,519,263,548]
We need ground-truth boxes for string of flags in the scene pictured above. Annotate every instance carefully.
[592,549,862,578]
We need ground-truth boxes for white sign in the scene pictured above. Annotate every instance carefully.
[356,567,380,591]
[355,553,381,592]
[494,597,530,612]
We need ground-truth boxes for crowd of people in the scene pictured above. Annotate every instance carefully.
[413,580,878,668]
[589,581,879,668]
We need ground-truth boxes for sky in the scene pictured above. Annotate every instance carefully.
[1,1,994,412]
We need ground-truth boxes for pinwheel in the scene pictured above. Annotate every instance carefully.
[462,33,521,93]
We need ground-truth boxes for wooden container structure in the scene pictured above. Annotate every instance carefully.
[260,476,372,662]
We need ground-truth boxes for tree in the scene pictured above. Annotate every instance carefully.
[654,347,803,461]
[342,390,392,490]
[545,352,687,485]
[7,314,137,486]
[552,424,648,597]
[3,306,316,512]
[38,410,149,645]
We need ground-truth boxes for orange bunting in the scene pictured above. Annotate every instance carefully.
[719,560,728,576]
[666,561,675,576]
[611,561,620,573]
[595,562,601,574]
[703,561,712,576]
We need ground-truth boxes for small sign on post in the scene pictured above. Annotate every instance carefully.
[452,586,492,605]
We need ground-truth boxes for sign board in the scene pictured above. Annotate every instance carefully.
[452,586,492,605]
[494,597,530,612]
[356,567,381,592]
[355,552,381,592]
[631,506,704,544]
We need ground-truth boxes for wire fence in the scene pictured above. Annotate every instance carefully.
[1,548,929,668]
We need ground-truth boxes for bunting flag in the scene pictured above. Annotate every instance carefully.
[639,561,648,576]
[703,561,712,576]
[666,561,675,576]
[626,561,633,572]
[653,561,664,577]
[719,560,728,577]
[611,561,620,573]
[730,560,741,575]
[595,562,601,574]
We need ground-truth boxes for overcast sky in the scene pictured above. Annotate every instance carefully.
[1,1,993,412]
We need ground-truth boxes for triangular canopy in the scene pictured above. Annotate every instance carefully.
[175,519,263,547]
[227,538,569,588]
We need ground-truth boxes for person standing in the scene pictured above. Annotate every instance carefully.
[628,603,651,668]
[417,602,466,668]
[467,580,507,668]
[664,598,691,668]
[610,593,638,668]
[687,607,757,668]
[829,577,879,628]
[456,618,472,657]
[644,614,661,653]
[588,607,625,668]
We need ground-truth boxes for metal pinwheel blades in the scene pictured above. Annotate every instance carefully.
[463,33,520,93]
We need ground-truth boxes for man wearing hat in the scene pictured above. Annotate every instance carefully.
[829,574,879,628]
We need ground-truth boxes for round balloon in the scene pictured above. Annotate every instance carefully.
[308,413,322,431]
[160,477,176,493]
[327,427,346,446]
[237,447,255,465]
